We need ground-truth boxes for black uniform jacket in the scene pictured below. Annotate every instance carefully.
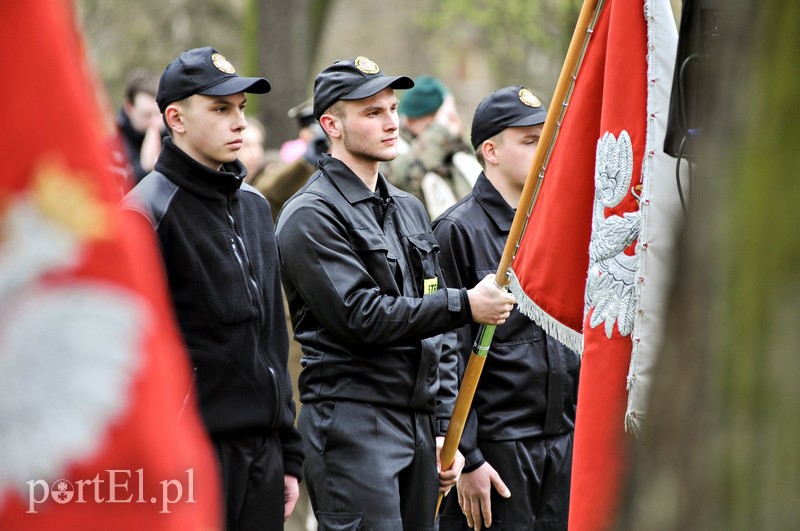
[433,173,580,471]
[123,138,303,477]
[276,155,471,434]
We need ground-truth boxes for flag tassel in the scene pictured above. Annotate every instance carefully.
[509,270,584,353]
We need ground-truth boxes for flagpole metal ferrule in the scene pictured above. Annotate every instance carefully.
[472,325,496,358]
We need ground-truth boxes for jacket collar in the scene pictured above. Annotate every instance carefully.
[473,172,515,232]
[154,137,246,200]
[319,154,408,205]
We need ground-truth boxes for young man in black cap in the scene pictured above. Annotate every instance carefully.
[275,57,516,530]
[433,86,580,531]
[122,46,303,530]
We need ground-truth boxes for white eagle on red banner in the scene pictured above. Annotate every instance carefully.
[585,130,641,339]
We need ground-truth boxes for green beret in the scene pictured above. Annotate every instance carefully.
[398,75,448,118]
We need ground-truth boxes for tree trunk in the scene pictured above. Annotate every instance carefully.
[618,2,800,529]
[255,0,315,149]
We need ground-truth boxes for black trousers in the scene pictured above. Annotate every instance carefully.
[213,430,284,531]
[299,400,439,531]
[439,432,573,531]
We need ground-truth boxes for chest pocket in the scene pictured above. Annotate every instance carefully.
[405,233,441,296]
[191,230,261,325]
[348,228,400,293]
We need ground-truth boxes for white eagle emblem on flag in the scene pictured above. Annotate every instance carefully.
[0,183,144,495]
[585,130,641,338]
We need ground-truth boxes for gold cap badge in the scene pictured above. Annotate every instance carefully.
[211,53,236,74]
[354,56,380,75]
[518,88,542,108]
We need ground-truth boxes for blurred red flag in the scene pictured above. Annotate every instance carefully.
[0,2,220,529]
[510,0,680,529]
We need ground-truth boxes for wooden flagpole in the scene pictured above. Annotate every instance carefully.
[435,0,604,518]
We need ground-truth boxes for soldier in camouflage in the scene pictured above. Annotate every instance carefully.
[382,75,479,220]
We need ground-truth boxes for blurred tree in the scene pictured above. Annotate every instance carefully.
[76,0,679,146]
[75,0,245,111]
[250,0,331,148]
[618,1,800,530]
[419,0,582,100]
[76,0,331,149]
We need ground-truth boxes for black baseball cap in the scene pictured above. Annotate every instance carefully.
[471,85,548,149]
[156,46,271,112]
[288,98,315,129]
[312,56,414,121]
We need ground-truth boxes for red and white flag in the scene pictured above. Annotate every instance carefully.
[509,0,681,529]
[0,2,219,529]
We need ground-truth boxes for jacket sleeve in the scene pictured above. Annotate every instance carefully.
[278,395,304,480]
[435,327,459,436]
[432,216,485,470]
[276,195,470,346]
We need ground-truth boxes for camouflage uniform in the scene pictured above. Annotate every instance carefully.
[382,123,475,218]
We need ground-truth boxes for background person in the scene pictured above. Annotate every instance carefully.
[238,115,268,184]
[433,85,580,531]
[280,97,320,164]
[382,75,479,220]
[116,68,165,187]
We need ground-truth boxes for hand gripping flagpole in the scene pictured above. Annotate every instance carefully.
[434,0,605,519]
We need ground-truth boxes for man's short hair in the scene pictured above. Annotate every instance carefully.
[124,68,159,103]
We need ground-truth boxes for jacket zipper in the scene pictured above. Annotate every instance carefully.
[226,197,262,314]
[177,366,198,420]
[229,236,257,309]
[267,366,281,429]
[225,195,279,429]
